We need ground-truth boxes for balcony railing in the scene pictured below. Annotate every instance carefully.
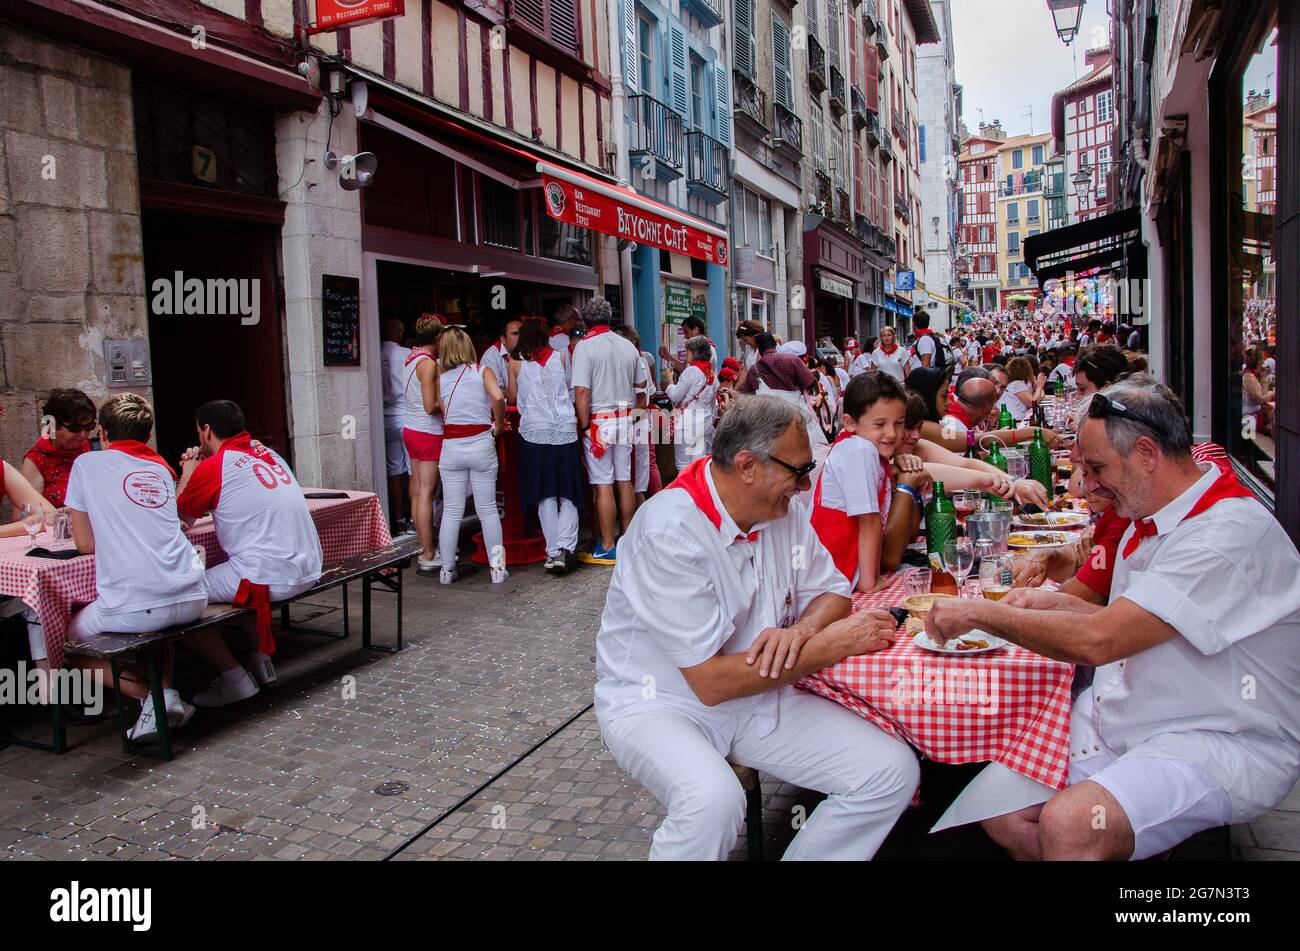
[862,1,879,35]
[815,170,833,212]
[627,94,684,173]
[879,128,894,162]
[855,213,871,244]
[1043,172,1067,198]
[877,23,890,60]
[835,187,852,225]
[894,189,909,221]
[733,71,768,134]
[864,107,880,146]
[829,66,846,117]
[685,130,728,199]
[891,109,908,151]
[773,102,802,155]
[808,36,827,94]
[851,88,868,130]
[997,179,1043,197]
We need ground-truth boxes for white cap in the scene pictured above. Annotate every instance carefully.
[778,340,807,357]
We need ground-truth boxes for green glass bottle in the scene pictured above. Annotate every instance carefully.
[986,441,1008,473]
[997,405,1015,431]
[1028,428,1055,502]
[925,481,959,581]
[1054,376,1065,399]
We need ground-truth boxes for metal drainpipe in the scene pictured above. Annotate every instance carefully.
[605,0,636,325]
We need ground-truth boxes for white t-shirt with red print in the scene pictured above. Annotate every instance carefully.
[176,432,323,588]
[64,442,207,616]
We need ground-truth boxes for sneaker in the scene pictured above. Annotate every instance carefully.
[490,567,509,584]
[417,555,439,577]
[439,566,458,585]
[163,688,196,729]
[577,545,617,566]
[395,519,416,538]
[543,554,567,575]
[127,702,160,744]
[248,652,278,687]
[563,549,578,572]
[192,668,260,708]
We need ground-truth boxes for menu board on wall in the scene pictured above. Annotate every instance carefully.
[663,281,692,364]
[322,274,361,367]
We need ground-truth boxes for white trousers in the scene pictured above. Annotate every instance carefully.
[537,497,579,557]
[68,597,208,642]
[601,688,919,860]
[205,561,317,605]
[439,433,502,570]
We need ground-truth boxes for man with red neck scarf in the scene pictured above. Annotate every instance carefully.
[596,396,918,860]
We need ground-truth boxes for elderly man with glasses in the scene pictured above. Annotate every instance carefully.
[595,396,919,860]
[928,377,1300,861]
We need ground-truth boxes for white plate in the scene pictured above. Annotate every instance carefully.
[1007,530,1075,550]
[1012,511,1090,530]
[913,629,1008,655]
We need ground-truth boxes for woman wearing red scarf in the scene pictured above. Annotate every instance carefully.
[869,326,906,382]
[666,335,719,469]
[21,388,96,507]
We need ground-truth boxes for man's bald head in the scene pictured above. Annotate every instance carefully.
[956,377,999,413]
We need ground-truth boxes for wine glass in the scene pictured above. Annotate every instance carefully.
[21,504,44,551]
[942,538,975,595]
[952,490,981,530]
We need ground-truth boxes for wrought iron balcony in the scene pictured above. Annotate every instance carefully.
[852,88,869,130]
[891,109,908,150]
[895,189,910,222]
[835,187,852,225]
[808,36,827,95]
[829,66,847,117]
[864,107,880,146]
[681,0,723,28]
[855,212,872,244]
[815,170,833,212]
[773,103,802,157]
[879,127,894,162]
[877,22,890,60]
[880,232,896,260]
[733,71,768,135]
[685,130,728,201]
[862,4,879,36]
[627,94,684,176]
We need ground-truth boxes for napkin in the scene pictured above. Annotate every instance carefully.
[930,762,1055,833]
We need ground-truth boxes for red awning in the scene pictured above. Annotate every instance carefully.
[537,162,729,267]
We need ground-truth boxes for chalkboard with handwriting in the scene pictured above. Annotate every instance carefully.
[322,274,361,366]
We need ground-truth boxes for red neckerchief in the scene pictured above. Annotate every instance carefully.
[580,325,612,343]
[25,436,89,506]
[404,348,432,366]
[219,431,277,467]
[943,400,978,431]
[668,458,757,543]
[691,359,715,386]
[878,342,899,356]
[914,328,934,338]
[233,580,276,656]
[1122,468,1254,559]
[109,439,177,479]
[1064,356,1076,367]
[532,346,554,367]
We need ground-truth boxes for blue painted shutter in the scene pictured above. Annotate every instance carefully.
[669,23,689,116]
[713,64,731,147]
[621,0,638,93]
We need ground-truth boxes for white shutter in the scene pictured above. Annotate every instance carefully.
[622,0,638,93]
[669,23,688,116]
[826,0,840,69]
[713,64,731,147]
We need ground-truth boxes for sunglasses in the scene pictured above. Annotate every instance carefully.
[62,421,98,433]
[1086,393,1164,434]
[768,455,817,482]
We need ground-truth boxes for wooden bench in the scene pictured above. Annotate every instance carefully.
[53,536,421,761]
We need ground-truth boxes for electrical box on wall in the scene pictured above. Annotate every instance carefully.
[103,339,153,387]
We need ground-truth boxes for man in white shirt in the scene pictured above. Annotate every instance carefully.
[928,378,1300,860]
[64,393,207,743]
[480,317,521,408]
[596,396,918,859]
[176,400,324,707]
[572,297,648,564]
[659,315,719,375]
[903,312,940,375]
[549,304,579,355]
[380,318,411,534]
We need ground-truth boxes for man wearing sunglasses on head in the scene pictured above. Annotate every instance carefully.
[595,395,919,860]
[928,376,1300,861]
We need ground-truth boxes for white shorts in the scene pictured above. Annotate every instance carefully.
[205,560,319,605]
[583,420,633,486]
[1069,748,1233,860]
[384,416,409,476]
[68,597,208,644]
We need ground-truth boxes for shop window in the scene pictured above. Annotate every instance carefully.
[539,211,591,265]
[358,123,458,239]
[480,176,521,250]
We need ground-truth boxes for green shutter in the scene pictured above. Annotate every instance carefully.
[734,0,755,79]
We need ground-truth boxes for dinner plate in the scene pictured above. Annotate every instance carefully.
[1007,530,1075,550]
[913,629,1008,655]
[1012,511,1090,530]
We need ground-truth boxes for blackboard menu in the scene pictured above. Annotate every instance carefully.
[322,274,361,366]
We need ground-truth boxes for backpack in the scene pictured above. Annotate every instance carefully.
[910,333,954,374]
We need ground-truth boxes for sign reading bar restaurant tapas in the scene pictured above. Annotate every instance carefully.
[540,171,728,267]
[310,0,405,34]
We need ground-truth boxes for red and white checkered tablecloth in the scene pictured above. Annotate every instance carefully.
[0,490,391,671]
[795,568,1075,790]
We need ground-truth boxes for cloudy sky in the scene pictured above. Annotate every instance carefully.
[951,0,1116,140]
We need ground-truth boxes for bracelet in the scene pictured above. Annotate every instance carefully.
[894,484,925,507]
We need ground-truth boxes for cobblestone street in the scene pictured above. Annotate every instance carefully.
[2,562,1296,861]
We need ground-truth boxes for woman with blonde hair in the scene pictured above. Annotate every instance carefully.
[436,327,508,584]
[402,314,445,574]
[996,355,1044,423]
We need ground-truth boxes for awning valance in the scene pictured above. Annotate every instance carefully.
[539,163,729,266]
[1023,207,1145,289]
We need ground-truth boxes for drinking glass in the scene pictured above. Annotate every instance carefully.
[905,569,932,598]
[21,504,44,550]
[980,553,1013,601]
[952,490,982,530]
[1005,448,1030,482]
[941,538,974,593]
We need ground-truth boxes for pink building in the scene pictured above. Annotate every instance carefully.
[1052,47,1117,223]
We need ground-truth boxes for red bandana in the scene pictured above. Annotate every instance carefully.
[404,348,433,366]
[532,346,554,367]
[691,359,715,386]
[580,325,612,343]
[25,436,89,507]
[668,458,757,543]
[944,399,979,432]
[109,439,177,479]
[878,342,899,356]
[1121,469,1254,559]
